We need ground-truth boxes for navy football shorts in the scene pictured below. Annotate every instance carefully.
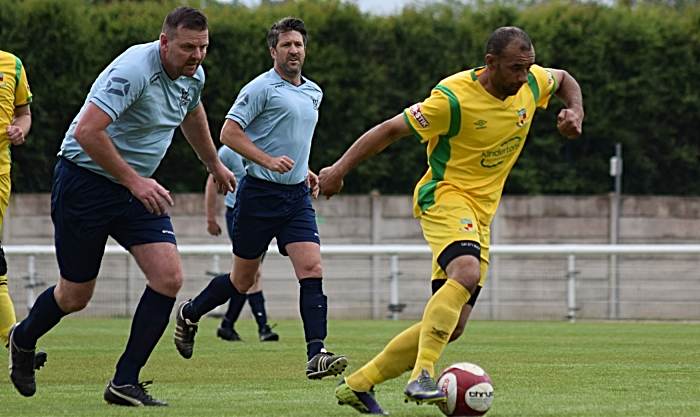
[231,175,320,259]
[51,158,177,283]
[226,205,266,263]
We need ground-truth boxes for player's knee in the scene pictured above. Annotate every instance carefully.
[299,262,323,279]
[440,242,481,291]
[233,274,255,293]
[147,271,184,297]
[449,270,479,293]
[162,273,184,294]
[56,292,91,313]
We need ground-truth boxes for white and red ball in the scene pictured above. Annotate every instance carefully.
[437,362,494,416]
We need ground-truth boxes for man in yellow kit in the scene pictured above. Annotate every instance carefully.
[0,50,45,368]
[319,27,584,414]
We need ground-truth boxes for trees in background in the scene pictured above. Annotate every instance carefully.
[1,0,698,195]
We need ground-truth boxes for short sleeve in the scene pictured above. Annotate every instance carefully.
[403,86,453,143]
[529,65,557,109]
[187,67,205,112]
[218,146,233,167]
[226,81,268,129]
[218,146,246,180]
[91,64,147,121]
[14,59,32,107]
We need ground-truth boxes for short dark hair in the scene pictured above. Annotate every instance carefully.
[267,17,307,49]
[485,27,532,57]
[162,6,208,38]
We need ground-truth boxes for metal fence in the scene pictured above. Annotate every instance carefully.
[6,244,700,322]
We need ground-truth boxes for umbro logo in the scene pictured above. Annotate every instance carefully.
[105,77,130,97]
[475,120,487,130]
[235,93,249,107]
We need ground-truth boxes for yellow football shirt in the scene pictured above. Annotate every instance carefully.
[0,50,33,175]
[404,64,557,223]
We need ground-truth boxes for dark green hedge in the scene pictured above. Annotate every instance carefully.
[1,0,699,195]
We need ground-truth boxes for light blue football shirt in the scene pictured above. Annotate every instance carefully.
[226,68,322,185]
[218,145,245,208]
[59,40,204,182]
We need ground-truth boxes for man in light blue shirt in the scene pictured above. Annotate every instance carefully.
[204,146,278,342]
[176,17,348,380]
[8,7,236,406]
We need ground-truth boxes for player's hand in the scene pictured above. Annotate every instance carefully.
[128,177,173,215]
[318,166,344,200]
[557,108,583,139]
[265,155,294,174]
[306,169,320,199]
[5,126,25,146]
[207,220,221,236]
[209,163,236,195]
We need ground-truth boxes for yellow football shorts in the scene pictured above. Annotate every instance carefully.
[419,197,489,284]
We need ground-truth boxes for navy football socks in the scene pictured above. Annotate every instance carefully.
[299,278,327,360]
[13,285,66,350]
[113,286,174,386]
[184,273,242,323]
[247,291,268,332]
[221,292,247,330]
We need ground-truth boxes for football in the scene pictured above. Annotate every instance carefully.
[437,362,494,416]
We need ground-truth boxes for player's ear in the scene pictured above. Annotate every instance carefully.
[270,47,277,60]
[160,33,169,51]
[485,54,496,69]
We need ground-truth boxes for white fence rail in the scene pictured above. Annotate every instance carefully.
[7,244,700,321]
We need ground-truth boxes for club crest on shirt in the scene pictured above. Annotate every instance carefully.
[459,218,476,233]
[179,88,192,107]
[105,77,130,97]
[0,73,5,87]
[311,96,320,111]
[409,103,430,128]
[516,108,528,128]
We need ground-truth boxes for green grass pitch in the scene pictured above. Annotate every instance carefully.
[2,318,699,416]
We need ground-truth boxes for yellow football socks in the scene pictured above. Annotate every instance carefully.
[410,279,470,380]
[346,322,421,392]
[0,275,16,347]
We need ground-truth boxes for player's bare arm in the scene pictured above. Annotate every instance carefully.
[220,118,294,174]
[6,104,31,146]
[181,103,236,194]
[72,103,173,215]
[319,114,411,199]
[548,68,584,139]
[204,174,222,236]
